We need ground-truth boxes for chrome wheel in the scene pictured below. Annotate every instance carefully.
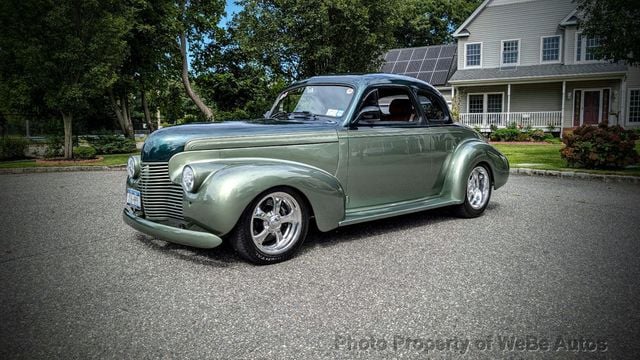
[250,191,303,255]
[467,166,490,210]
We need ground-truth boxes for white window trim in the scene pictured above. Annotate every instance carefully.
[466,92,505,113]
[464,42,483,69]
[627,87,640,126]
[575,31,603,64]
[500,39,520,66]
[572,87,611,125]
[540,35,562,64]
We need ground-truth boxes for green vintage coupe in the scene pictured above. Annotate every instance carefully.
[124,74,509,264]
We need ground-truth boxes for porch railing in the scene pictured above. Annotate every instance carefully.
[458,111,562,130]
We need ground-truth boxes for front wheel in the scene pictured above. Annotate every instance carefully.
[231,188,309,264]
[455,165,492,218]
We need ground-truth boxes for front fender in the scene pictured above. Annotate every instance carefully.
[441,139,509,203]
[177,158,346,236]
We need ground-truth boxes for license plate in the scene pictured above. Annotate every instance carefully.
[126,188,141,210]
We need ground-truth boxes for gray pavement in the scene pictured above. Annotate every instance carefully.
[0,171,639,359]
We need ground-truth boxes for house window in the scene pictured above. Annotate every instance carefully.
[501,40,519,65]
[467,93,503,114]
[487,94,503,113]
[468,95,484,113]
[576,33,601,62]
[630,89,640,123]
[465,43,482,68]
[541,36,561,62]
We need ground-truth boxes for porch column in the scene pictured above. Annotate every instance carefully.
[561,80,566,139]
[507,83,511,124]
[620,77,627,127]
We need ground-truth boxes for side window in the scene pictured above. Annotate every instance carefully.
[417,90,447,123]
[357,87,419,126]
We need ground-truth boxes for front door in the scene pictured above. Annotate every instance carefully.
[346,86,433,209]
[583,91,600,125]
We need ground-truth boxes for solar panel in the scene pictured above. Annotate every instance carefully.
[385,50,400,62]
[381,44,457,86]
[397,49,413,61]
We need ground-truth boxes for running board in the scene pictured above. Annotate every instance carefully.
[339,197,460,226]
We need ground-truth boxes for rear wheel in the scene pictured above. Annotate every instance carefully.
[231,188,309,264]
[455,164,492,218]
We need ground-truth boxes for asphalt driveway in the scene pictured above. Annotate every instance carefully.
[0,171,638,359]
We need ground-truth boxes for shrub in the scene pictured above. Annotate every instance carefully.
[560,122,639,169]
[73,146,97,160]
[490,128,520,141]
[85,135,136,154]
[0,136,28,160]
[44,135,64,158]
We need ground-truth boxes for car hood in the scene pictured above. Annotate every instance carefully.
[141,119,339,162]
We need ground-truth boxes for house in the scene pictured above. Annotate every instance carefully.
[381,44,458,106]
[449,0,640,133]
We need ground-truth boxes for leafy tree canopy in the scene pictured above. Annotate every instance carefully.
[576,0,640,65]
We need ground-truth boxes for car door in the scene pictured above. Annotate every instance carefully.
[345,85,436,209]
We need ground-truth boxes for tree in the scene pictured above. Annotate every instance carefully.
[193,29,287,120]
[393,0,483,47]
[0,0,131,158]
[170,0,226,120]
[232,0,400,81]
[576,0,640,66]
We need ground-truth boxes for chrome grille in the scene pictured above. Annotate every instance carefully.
[139,162,184,220]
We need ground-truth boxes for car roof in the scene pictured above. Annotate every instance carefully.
[289,73,440,93]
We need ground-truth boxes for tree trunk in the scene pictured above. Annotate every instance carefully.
[108,89,134,138]
[141,89,155,132]
[123,95,134,138]
[179,32,214,121]
[61,112,73,159]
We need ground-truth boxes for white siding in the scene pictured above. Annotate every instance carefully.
[457,0,576,69]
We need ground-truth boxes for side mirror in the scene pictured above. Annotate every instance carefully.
[355,106,381,123]
[263,111,270,118]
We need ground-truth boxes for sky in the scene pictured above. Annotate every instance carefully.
[221,0,242,26]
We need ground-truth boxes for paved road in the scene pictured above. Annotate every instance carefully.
[0,171,639,359]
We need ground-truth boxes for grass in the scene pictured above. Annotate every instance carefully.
[493,142,640,177]
[0,153,135,169]
[2,141,640,177]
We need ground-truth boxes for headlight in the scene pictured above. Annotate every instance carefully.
[127,156,140,179]
[182,166,196,192]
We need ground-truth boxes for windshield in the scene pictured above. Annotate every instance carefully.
[270,85,354,120]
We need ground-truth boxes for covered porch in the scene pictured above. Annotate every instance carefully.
[448,63,628,132]
[459,111,562,131]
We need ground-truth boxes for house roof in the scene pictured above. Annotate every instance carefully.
[380,44,457,87]
[448,63,628,84]
[559,9,579,26]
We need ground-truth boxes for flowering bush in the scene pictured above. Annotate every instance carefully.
[560,122,639,169]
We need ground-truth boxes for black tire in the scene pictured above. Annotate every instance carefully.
[231,187,309,265]
[455,164,492,218]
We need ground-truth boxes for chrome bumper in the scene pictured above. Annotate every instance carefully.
[123,209,223,249]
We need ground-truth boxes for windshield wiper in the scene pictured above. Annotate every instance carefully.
[289,111,318,120]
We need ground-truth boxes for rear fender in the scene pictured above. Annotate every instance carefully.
[441,139,510,203]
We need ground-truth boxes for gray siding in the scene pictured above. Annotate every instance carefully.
[457,83,561,113]
[457,0,576,69]
[510,83,562,112]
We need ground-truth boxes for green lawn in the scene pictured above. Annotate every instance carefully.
[493,142,640,177]
[0,153,135,169]
[2,143,640,177]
